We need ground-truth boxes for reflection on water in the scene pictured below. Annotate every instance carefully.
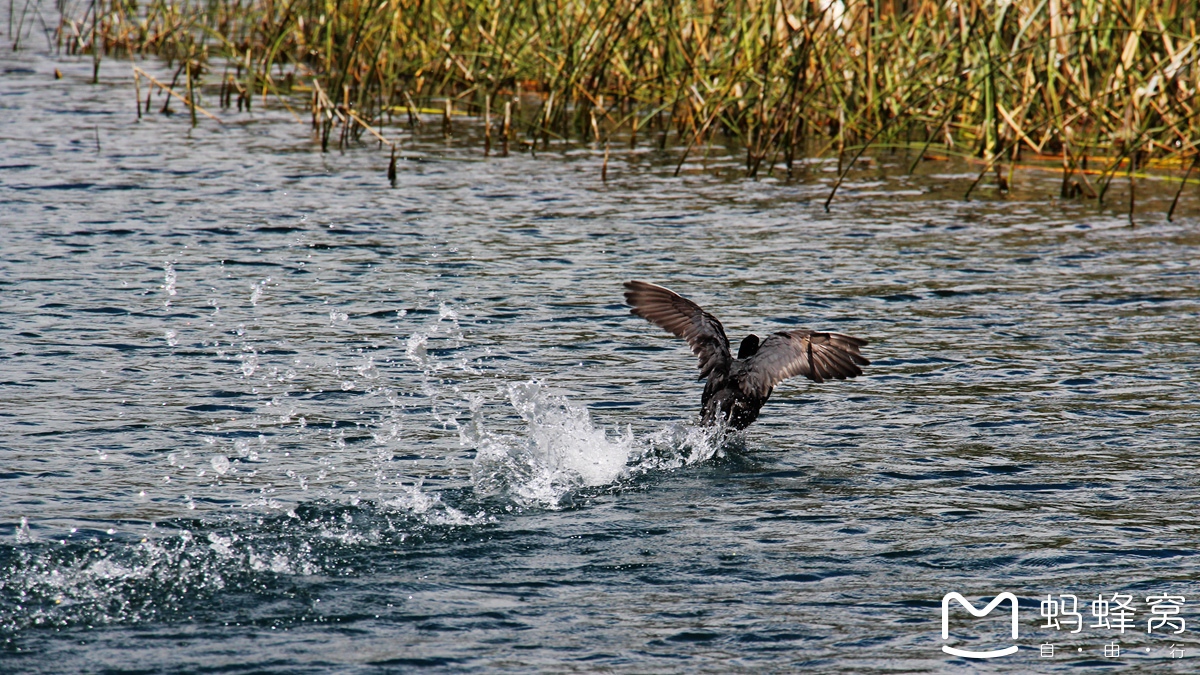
[3,25,1200,675]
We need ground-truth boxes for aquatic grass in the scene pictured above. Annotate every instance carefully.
[36,0,1200,211]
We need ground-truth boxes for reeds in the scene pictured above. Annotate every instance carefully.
[50,0,1200,197]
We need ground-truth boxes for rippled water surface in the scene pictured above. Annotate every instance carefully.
[4,31,1200,675]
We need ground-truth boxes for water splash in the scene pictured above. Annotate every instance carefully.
[631,422,730,471]
[162,260,177,306]
[249,277,270,306]
[382,482,492,527]
[467,381,632,508]
[15,517,34,544]
[405,333,428,366]
[0,297,736,637]
[0,494,487,634]
[460,377,736,509]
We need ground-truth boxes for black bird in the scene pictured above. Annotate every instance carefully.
[623,280,870,430]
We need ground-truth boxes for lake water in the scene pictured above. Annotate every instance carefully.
[3,26,1200,675]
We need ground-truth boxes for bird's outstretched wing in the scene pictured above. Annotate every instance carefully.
[741,330,869,396]
[623,280,732,380]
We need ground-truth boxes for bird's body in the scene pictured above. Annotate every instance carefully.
[623,280,870,430]
[701,358,769,429]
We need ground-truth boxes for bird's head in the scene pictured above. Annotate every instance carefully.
[737,334,761,359]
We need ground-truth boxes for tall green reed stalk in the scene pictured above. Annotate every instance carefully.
[51,0,1200,198]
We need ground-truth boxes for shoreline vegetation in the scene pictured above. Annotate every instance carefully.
[17,0,1200,212]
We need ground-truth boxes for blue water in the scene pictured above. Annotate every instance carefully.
[4,20,1200,674]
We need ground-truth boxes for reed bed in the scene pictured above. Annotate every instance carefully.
[46,0,1200,206]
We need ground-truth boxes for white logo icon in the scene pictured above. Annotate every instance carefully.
[942,592,1020,658]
